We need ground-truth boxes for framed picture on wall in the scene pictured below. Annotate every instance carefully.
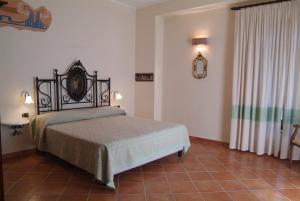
[135,73,154,82]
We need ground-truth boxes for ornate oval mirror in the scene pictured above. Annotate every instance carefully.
[193,53,208,79]
[66,67,87,101]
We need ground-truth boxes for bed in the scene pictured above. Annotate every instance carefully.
[31,60,190,189]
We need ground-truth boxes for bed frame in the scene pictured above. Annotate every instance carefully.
[35,60,185,163]
[35,60,110,114]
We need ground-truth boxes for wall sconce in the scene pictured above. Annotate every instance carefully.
[113,91,123,100]
[192,38,208,79]
[21,91,34,104]
[192,38,208,53]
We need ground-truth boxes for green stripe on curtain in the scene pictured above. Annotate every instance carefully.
[231,105,300,124]
[284,109,300,124]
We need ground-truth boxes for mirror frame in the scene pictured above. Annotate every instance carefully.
[193,52,208,79]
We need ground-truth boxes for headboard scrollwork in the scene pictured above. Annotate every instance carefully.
[35,60,110,114]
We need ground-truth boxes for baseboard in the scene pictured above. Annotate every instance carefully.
[189,136,229,146]
[189,136,296,161]
[2,148,36,162]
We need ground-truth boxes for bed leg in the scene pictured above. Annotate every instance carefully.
[178,150,184,158]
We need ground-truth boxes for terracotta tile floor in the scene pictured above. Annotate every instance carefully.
[4,137,300,201]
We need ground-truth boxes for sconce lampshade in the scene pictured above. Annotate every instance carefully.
[113,91,123,100]
[24,92,34,104]
[116,93,123,100]
[192,38,208,46]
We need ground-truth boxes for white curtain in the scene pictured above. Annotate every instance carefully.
[230,0,300,159]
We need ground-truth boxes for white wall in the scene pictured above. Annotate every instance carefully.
[135,0,245,119]
[0,0,136,154]
[162,7,234,142]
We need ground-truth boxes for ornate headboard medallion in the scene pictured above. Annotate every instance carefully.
[35,60,111,114]
[66,67,87,101]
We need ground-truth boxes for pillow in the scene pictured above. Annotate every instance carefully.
[35,106,126,126]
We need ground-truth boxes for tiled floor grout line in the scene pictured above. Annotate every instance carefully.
[193,157,299,201]
[141,166,149,201]
[212,175,236,201]
[165,159,183,201]
[183,161,204,201]
[10,160,38,176]
[40,164,59,201]
[206,167,234,201]
[183,158,204,195]
[199,155,242,200]
[4,168,29,194]
[5,143,300,201]
[275,191,293,201]
[85,178,94,201]
[4,159,46,200]
[46,168,300,201]
[230,176,294,201]
[115,174,120,201]
[55,168,73,201]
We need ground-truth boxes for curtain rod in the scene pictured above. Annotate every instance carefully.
[231,0,291,10]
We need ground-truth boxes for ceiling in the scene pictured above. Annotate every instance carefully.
[115,0,168,8]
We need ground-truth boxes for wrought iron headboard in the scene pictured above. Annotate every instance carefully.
[35,60,110,114]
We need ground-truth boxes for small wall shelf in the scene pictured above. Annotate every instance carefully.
[1,119,29,136]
